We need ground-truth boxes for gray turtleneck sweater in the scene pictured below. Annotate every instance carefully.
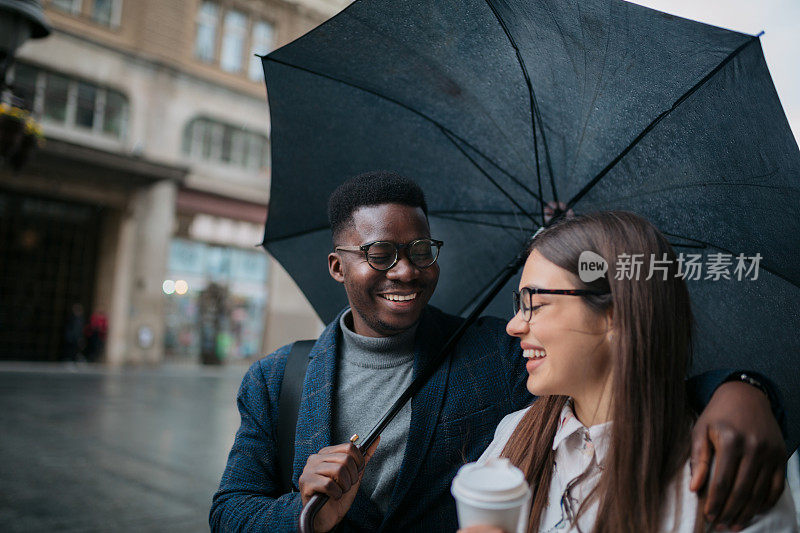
[333,310,416,514]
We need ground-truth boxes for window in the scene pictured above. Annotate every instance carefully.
[50,0,121,26]
[201,123,215,159]
[220,10,247,73]
[75,82,97,129]
[51,0,82,14]
[183,118,269,171]
[11,63,39,111]
[195,2,219,63]
[194,5,277,81]
[103,90,126,135]
[247,135,264,170]
[43,73,70,123]
[248,21,274,81]
[221,128,233,163]
[231,130,246,165]
[91,0,122,27]
[11,63,129,139]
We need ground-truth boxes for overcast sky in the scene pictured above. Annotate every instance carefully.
[629,0,800,143]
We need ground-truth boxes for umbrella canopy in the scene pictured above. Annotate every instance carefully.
[261,0,800,449]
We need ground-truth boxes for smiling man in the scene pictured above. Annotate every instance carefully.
[329,204,440,336]
[210,171,788,532]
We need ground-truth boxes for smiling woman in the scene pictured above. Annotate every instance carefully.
[470,211,798,533]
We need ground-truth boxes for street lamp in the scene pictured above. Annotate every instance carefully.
[0,0,50,93]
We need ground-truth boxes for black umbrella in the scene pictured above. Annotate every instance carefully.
[260,0,800,526]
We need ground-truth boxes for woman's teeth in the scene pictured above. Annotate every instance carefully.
[381,293,417,302]
[523,349,546,359]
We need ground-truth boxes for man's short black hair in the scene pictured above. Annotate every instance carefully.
[328,171,428,241]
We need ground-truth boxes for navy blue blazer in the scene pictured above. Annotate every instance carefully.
[210,306,529,531]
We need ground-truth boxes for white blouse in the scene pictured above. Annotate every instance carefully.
[479,403,798,532]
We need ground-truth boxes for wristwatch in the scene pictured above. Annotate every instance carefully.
[725,372,769,397]
[721,372,785,434]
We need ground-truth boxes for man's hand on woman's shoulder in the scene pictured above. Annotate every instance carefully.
[690,381,786,531]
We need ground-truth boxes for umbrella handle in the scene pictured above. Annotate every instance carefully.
[299,493,328,533]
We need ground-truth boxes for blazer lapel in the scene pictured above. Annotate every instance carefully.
[383,308,452,519]
[291,320,339,487]
[291,311,383,528]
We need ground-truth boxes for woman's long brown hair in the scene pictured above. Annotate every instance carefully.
[501,211,694,532]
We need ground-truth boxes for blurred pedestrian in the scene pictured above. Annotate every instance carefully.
[84,310,107,363]
[61,303,84,362]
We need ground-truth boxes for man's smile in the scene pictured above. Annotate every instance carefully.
[379,292,419,302]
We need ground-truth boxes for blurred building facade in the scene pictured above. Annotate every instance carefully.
[0,0,341,364]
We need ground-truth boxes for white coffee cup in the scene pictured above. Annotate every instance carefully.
[451,457,531,533]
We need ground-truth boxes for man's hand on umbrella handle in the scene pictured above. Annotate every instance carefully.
[298,438,380,532]
[689,381,785,531]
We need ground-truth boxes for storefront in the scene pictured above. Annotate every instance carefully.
[163,235,269,363]
[165,188,269,364]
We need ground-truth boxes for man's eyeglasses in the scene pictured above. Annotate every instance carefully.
[512,286,609,322]
[335,239,444,271]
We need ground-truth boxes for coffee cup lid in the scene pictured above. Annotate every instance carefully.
[451,458,530,503]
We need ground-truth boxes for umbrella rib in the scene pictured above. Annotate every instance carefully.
[566,34,763,212]
[667,242,707,250]
[568,5,613,182]
[455,223,533,316]
[429,212,539,232]
[659,231,798,289]
[456,262,517,316]
[439,128,540,225]
[659,231,709,249]
[263,56,543,205]
[437,129,544,204]
[584,177,792,205]
[484,0,559,216]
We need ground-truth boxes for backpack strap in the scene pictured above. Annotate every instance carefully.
[277,339,314,493]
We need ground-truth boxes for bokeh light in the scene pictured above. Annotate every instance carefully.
[174,280,189,295]
[162,279,175,295]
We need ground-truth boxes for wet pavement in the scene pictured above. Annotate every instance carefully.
[0,362,249,532]
[2,363,799,531]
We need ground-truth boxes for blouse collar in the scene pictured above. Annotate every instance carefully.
[551,399,613,465]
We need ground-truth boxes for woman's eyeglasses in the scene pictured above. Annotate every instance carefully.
[335,239,444,271]
[512,286,609,321]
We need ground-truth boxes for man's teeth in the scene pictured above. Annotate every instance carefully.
[381,293,418,302]
[523,349,547,359]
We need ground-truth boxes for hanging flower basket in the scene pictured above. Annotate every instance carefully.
[0,104,26,158]
[0,103,45,170]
